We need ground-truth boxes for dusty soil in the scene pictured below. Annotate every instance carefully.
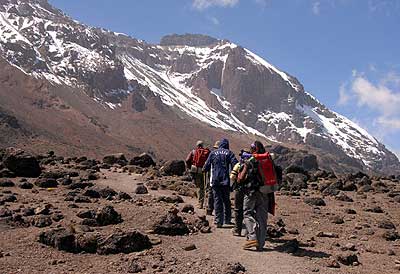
[1,166,400,274]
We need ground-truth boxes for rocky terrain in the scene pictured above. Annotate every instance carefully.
[1,146,400,274]
[0,0,398,174]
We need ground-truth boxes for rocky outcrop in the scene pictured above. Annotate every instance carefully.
[160,34,218,47]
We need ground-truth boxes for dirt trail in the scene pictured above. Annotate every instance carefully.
[96,171,334,274]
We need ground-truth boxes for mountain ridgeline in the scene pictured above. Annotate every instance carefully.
[0,0,398,174]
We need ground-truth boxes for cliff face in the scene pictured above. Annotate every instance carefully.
[0,0,398,174]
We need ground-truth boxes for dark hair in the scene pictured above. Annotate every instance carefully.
[253,140,266,154]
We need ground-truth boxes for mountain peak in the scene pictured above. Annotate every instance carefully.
[160,33,220,47]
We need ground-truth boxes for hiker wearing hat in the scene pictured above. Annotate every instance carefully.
[237,141,278,251]
[203,138,238,228]
[230,149,252,236]
[185,140,210,209]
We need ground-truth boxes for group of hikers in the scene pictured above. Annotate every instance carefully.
[185,138,280,251]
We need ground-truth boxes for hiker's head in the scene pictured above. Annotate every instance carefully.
[213,140,220,149]
[252,141,266,154]
[219,138,229,149]
[196,140,204,148]
[239,149,252,162]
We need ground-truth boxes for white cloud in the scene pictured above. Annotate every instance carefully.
[338,82,351,105]
[351,75,400,117]
[254,0,270,8]
[192,0,239,10]
[312,1,321,15]
[208,16,220,25]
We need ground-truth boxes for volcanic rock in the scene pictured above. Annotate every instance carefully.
[161,160,186,176]
[34,178,58,188]
[129,153,155,168]
[18,181,33,189]
[103,153,127,166]
[0,180,14,187]
[97,230,152,255]
[304,197,326,207]
[38,228,76,253]
[134,185,148,194]
[152,211,189,236]
[2,148,41,177]
[95,205,122,226]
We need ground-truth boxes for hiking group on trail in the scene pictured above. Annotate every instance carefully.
[185,138,281,251]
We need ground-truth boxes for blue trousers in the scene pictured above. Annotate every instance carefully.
[212,185,231,225]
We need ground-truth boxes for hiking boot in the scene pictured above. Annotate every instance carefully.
[243,240,259,250]
[232,229,241,237]
[216,223,223,228]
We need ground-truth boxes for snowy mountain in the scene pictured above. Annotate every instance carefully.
[0,0,398,173]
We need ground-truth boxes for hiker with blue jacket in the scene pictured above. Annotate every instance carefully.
[203,138,238,228]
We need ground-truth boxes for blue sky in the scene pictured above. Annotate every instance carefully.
[49,0,400,157]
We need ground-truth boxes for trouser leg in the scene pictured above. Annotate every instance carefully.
[255,192,269,249]
[196,173,205,208]
[222,185,231,224]
[243,192,257,241]
[198,173,205,208]
[207,186,214,213]
[213,186,223,225]
[234,189,244,232]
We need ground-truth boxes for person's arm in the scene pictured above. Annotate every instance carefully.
[202,153,212,173]
[185,151,193,169]
[229,151,239,167]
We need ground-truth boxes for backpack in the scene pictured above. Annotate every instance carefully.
[238,158,263,191]
[192,148,210,168]
[256,153,278,187]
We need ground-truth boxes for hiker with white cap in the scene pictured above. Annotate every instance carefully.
[185,140,210,209]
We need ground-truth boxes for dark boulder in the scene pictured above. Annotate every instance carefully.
[382,230,400,241]
[0,168,15,178]
[134,184,148,194]
[2,148,41,177]
[75,233,99,253]
[103,153,128,166]
[161,160,186,176]
[83,188,101,198]
[336,253,359,266]
[31,215,53,228]
[224,262,246,274]
[304,197,326,207]
[97,186,118,198]
[34,178,58,188]
[342,181,357,191]
[129,153,155,168]
[335,192,353,202]
[67,181,93,190]
[95,205,122,226]
[38,228,76,253]
[97,230,152,255]
[378,220,396,230]
[157,195,184,204]
[18,181,33,189]
[282,173,308,191]
[0,207,12,217]
[152,210,189,236]
[116,192,132,200]
[0,180,15,187]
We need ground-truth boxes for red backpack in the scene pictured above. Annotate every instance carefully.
[253,153,277,186]
[192,148,210,168]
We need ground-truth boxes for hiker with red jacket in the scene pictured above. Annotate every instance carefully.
[203,138,238,228]
[238,141,278,251]
[185,140,210,209]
